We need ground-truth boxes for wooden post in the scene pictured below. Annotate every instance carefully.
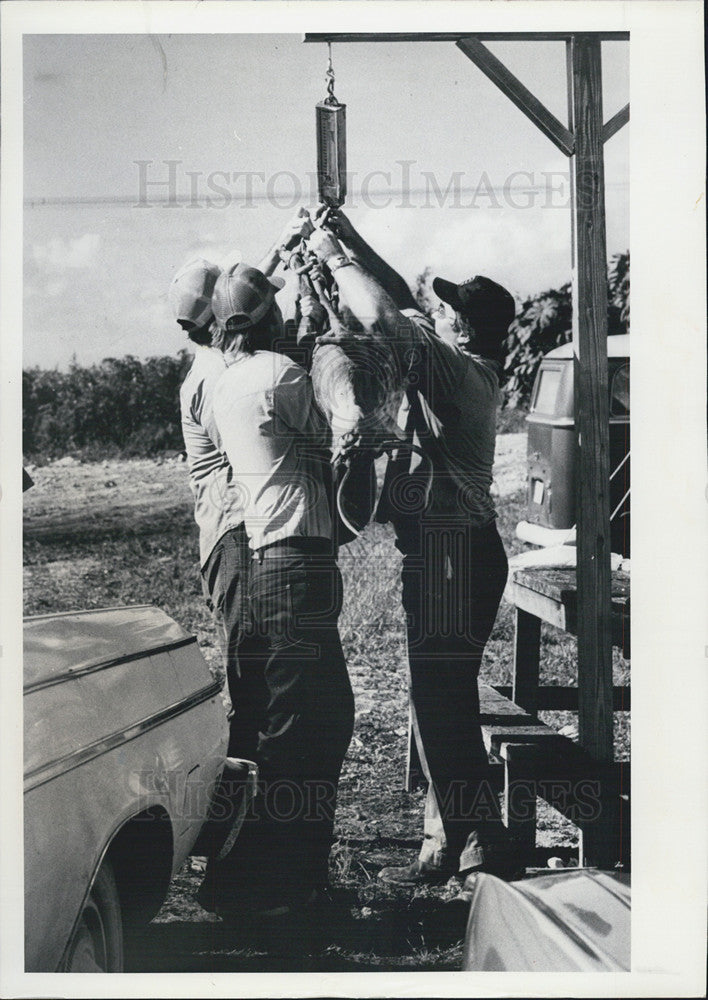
[502,743,538,860]
[568,35,616,866]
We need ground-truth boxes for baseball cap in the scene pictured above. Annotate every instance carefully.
[169,257,222,328]
[432,274,515,336]
[212,263,285,330]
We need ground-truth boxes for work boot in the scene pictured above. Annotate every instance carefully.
[377,858,458,887]
[459,849,526,883]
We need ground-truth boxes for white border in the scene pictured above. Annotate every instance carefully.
[2,2,706,997]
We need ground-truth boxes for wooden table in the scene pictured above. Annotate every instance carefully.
[504,567,630,717]
[405,567,630,867]
[501,566,630,867]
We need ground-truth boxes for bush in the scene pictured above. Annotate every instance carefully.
[23,351,192,461]
[504,252,629,408]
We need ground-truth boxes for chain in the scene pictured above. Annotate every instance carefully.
[325,41,337,105]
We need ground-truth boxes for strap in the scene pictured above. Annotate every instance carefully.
[375,352,427,524]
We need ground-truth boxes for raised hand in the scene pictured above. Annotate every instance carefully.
[321,208,358,248]
[306,226,346,266]
[278,208,315,252]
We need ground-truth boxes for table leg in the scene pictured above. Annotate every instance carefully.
[513,608,541,716]
[578,764,624,869]
[502,743,537,862]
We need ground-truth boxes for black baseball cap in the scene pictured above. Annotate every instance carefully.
[432,274,515,337]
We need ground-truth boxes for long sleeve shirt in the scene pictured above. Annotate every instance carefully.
[389,309,501,529]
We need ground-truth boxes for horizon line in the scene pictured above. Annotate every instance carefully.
[24,183,629,208]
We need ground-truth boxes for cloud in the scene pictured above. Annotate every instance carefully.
[354,201,572,300]
[32,233,101,270]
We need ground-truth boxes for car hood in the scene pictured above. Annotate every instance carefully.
[23,605,192,691]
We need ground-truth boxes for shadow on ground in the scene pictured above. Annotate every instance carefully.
[125,891,471,973]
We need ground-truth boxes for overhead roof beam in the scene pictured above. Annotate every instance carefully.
[303,32,630,43]
[456,37,575,157]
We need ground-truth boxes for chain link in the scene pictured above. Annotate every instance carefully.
[325,41,337,104]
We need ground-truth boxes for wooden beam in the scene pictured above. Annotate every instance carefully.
[303,32,630,43]
[456,37,575,156]
[494,685,631,712]
[566,38,577,268]
[602,102,630,143]
[568,36,615,869]
[568,34,613,765]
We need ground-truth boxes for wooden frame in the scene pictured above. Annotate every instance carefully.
[304,31,629,867]
[456,37,575,156]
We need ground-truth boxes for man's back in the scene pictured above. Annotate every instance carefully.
[213,350,332,550]
[180,345,244,565]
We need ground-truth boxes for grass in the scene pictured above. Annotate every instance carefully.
[23,456,629,972]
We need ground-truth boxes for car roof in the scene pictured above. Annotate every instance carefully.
[543,333,630,361]
[23,605,191,690]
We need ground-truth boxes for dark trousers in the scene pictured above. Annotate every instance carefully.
[398,519,509,871]
[202,545,354,908]
[201,525,265,757]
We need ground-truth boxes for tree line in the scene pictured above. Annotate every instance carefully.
[23,352,193,460]
[23,253,628,461]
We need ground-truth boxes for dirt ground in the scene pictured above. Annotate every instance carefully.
[22,433,528,534]
[22,433,629,971]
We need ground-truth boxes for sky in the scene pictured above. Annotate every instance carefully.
[23,33,629,368]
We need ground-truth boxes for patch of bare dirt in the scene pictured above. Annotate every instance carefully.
[24,437,527,542]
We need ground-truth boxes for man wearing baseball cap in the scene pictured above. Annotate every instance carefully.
[170,212,317,766]
[170,256,256,760]
[306,212,518,886]
[200,261,354,921]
